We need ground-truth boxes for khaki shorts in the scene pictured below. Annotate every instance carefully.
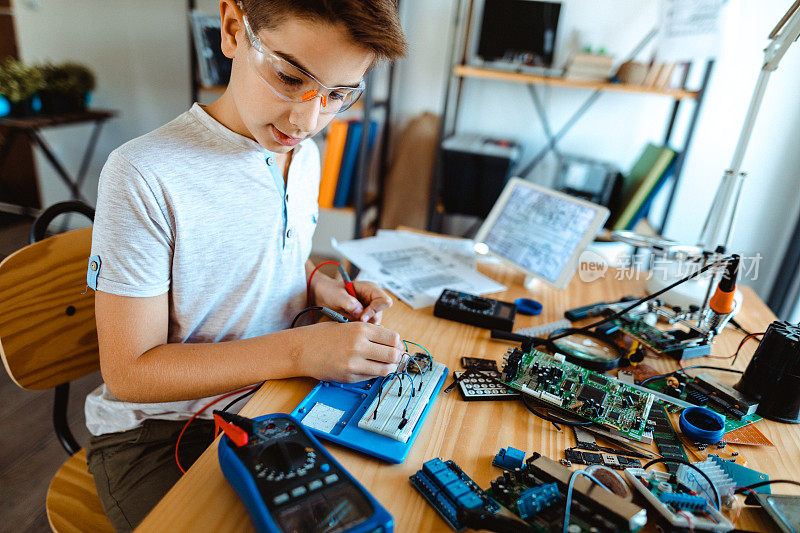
[86,418,215,532]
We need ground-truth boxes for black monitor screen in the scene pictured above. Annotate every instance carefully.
[476,0,561,66]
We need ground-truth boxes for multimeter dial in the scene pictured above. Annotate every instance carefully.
[256,441,316,481]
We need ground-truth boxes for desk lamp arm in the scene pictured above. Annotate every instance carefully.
[698,1,800,250]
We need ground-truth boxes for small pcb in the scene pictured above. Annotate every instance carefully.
[612,316,710,359]
[410,458,500,531]
[647,404,689,473]
[564,449,641,470]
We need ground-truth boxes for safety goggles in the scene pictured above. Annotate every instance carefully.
[241,14,364,114]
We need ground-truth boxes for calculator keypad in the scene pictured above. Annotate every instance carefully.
[453,371,520,401]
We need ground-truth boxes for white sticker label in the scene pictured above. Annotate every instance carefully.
[302,403,345,433]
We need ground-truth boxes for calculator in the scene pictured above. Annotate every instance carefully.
[452,370,520,401]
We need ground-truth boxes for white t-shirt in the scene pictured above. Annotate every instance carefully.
[85,103,320,436]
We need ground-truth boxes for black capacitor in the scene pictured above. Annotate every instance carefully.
[735,320,800,423]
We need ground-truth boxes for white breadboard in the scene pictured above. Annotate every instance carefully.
[357,362,446,442]
[515,319,572,338]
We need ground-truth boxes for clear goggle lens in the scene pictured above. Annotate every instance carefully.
[244,24,363,114]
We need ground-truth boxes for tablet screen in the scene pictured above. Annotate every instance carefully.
[475,178,609,288]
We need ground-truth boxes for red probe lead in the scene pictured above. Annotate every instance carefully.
[213,413,249,448]
[337,264,357,298]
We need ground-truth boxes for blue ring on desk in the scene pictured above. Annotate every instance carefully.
[514,298,543,316]
[679,406,726,444]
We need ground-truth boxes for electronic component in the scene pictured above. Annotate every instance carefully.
[491,453,647,532]
[493,446,526,470]
[215,412,393,533]
[647,404,688,474]
[679,406,726,444]
[612,315,711,359]
[460,356,498,371]
[406,352,432,374]
[515,483,559,520]
[694,372,759,416]
[434,289,516,331]
[676,455,770,507]
[625,468,733,532]
[358,361,447,442]
[657,491,707,511]
[570,427,651,459]
[452,370,520,401]
[736,320,800,423]
[563,448,640,470]
[409,458,500,531]
[500,348,655,441]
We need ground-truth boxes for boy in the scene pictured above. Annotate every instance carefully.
[85,1,407,530]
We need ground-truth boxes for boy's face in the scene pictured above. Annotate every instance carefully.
[222,5,374,153]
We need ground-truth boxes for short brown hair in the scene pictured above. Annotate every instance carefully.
[240,0,407,61]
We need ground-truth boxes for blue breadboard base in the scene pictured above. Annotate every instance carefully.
[290,367,449,464]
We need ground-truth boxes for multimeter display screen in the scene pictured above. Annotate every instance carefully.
[497,306,513,319]
[276,484,373,533]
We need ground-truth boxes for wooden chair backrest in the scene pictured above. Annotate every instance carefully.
[0,227,98,390]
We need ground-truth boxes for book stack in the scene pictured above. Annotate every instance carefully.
[319,120,379,208]
[611,143,677,230]
[564,53,615,81]
[641,62,676,90]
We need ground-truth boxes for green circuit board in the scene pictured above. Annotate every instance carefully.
[500,349,655,441]
[612,316,710,359]
[645,378,762,434]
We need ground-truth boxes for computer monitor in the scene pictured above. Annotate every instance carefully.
[472,0,562,67]
[474,178,609,290]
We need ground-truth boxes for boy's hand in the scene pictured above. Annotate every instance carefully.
[296,321,404,383]
[311,276,393,324]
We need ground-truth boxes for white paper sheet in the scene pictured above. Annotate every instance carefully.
[333,232,505,309]
[656,0,726,61]
[376,229,476,267]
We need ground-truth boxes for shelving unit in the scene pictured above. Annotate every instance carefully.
[453,65,700,100]
[186,1,395,242]
[428,0,714,236]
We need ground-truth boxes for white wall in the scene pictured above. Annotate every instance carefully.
[13,0,195,209]
[393,0,800,297]
[12,0,800,299]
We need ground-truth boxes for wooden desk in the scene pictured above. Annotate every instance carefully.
[138,263,799,532]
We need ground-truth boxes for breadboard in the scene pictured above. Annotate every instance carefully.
[358,362,447,442]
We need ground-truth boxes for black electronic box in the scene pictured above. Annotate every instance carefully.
[434,289,516,331]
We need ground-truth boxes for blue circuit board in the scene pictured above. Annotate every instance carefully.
[410,458,500,531]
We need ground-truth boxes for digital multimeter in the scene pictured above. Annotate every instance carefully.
[216,411,393,533]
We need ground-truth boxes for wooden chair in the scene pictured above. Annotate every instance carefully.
[0,201,113,532]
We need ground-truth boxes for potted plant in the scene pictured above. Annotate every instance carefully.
[0,57,44,116]
[39,62,95,114]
